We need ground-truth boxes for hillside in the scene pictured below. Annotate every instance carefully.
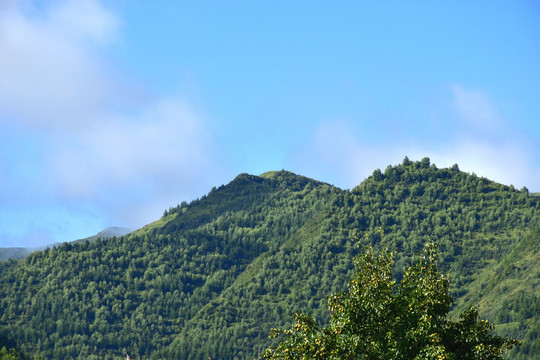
[0,159,539,359]
[0,247,32,261]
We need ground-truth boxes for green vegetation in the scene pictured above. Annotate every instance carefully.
[0,158,538,359]
[0,248,30,261]
[0,336,25,360]
[264,241,518,359]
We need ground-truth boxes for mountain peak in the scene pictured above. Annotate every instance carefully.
[0,162,539,359]
[96,226,132,238]
[259,170,293,179]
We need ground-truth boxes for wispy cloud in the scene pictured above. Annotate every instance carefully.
[450,84,500,131]
[288,120,407,188]
[48,0,120,45]
[290,84,540,192]
[45,95,218,228]
[0,0,116,130]
[0,1,219,246]
[409,139,539,191]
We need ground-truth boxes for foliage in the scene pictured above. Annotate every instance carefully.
[264,242,519,359]
[0,336,25,360]
[0,160,538,359]
[0,171,340,359]
[0,347,23,360]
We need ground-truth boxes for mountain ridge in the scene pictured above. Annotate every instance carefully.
[0,159,539,359]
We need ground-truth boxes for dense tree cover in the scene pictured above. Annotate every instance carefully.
[164,159,539,359]
[0,336,25,360]
[0,160,539,359]
[0,347,24,360]
[264,241,518,359]
[459,226,540,359]
[0,171,339,359]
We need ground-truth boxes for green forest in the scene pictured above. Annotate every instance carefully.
[264,242,519,359]
[0,158,539,359]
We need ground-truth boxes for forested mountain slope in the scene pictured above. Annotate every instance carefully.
[0,158,539,359]
[0,171,340,359]
[163,158,540,359]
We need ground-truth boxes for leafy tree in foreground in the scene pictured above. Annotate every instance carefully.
[263,241,519,359]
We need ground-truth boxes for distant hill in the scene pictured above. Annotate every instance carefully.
[0,159,538,359]
[0,227,131,261]
[0,242,62,261]
[0,247,33,261]
[74,226,132,243]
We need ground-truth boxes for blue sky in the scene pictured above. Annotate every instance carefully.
[1,0,539,247]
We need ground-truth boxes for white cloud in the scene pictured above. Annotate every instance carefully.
[49,0,120,45]
[0,1,220,245]
[291,85,540,192]
[289,120,406,188]
[408,139,539,190]
[48,96,210,196]
[45,95,218,228]
[0,0,114,130]
[450,84,500,131]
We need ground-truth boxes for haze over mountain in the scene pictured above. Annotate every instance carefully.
[0,159,538,359]
[0,227,131,261]
[74,226,132,243]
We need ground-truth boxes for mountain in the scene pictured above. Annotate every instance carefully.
[0,159,538,359]
[0,247,32,261]
[74,226,132,243]
[0,227,131,261]
[0,242,64,261]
